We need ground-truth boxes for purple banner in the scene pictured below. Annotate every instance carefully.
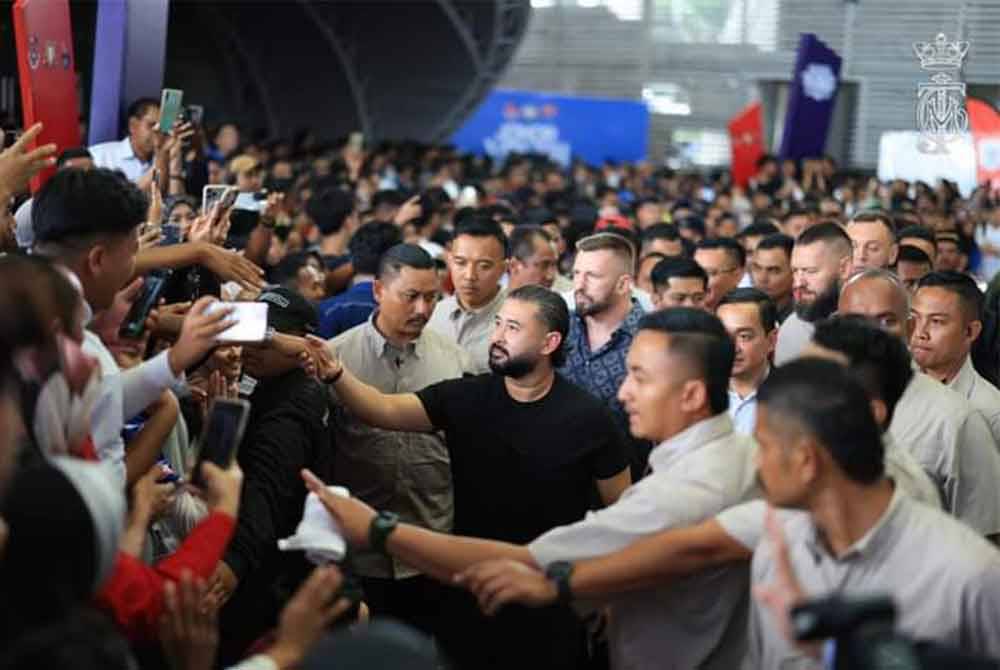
[87,0,168,145]
[779,33,842,161]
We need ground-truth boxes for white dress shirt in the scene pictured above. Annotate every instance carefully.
[89,136,152,183]
[773,311,814,366]
[529,413,758,670]
[81,300,182,486]
[947,355,1000,445]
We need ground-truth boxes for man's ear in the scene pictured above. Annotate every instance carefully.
[373,279,385,305]
[679,378,708,414]
[540,331,562,358]
[967,318,983,345]
[86,243,107,278]
[869,397,888,428]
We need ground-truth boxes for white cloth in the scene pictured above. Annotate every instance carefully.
[278,486,350,564]
[89,136,152,183]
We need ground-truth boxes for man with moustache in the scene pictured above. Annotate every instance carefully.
[560,233,649,478]
[750,233,795,323]
[326,244,473,637]
[837,270,1000,540]
[428,216,508,373]
[774,222,852,365]
[910,271,1000,444]
[310,284,631,669]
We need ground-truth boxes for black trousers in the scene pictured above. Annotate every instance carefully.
[361,574,447,641]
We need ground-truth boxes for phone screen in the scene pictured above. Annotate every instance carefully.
[159,89,184,133]
[219,187,239,211]
[206,301,269,342]
[119,276,167,339]
[160,223,183,246]
[193,398,250,486]
[202,185,228,215]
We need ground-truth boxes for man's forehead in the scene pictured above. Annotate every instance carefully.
[839,278,903,313]
[452,235,504,258]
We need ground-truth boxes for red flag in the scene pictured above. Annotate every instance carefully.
[728,102,764,189]
[968,97,1000,189]
[13,0,81,192]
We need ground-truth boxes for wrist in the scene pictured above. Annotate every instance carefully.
[545,561,575,605]
[368,510,399,554]
[264,642,302,670]
[323,366,344,385]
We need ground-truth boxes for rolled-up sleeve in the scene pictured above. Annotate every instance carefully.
[121,350,183,420]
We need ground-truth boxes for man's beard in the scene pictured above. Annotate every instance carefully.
[575,290,612,317]
[488,344,538,379]
[794,281,840,323]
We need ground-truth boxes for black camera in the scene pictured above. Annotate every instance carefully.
[793,594,999,670]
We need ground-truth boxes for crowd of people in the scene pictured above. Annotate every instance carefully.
[1,94,1000,670]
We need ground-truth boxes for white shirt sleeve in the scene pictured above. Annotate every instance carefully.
[528,474,733,567]
[120,349,183,420]
[715,500,768,551]
[951,411,1000,536]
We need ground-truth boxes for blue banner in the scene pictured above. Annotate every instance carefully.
[452,89,648,166]
[779,33,842,161]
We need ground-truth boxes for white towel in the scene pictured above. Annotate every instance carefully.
[277,486,350,564]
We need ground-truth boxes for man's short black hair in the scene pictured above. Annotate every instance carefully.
[695,237,746,268]
[650,257,707,294]
[795,221,852,254]
[675,215,706,238]
[506,285,569,367]
[33,168,147,248]
[376,243,435,282]
[349,221,403,276]
[896,244,933,266]
[737,221,780,240]
[755,232,794,257]
[897,224,937,249]
[509,225,551,262]
[758,357,885,484]
[56,148,93,167]
[371,189,406,211]
[812,314,913,427]
[126,97,159,121]
[452,215,509,258]
[782,203,816,221]
[916,270,984,322]
[307,187,355,236]
[717,287,777,333]
[637,308,734,415]
[640,223,680,244]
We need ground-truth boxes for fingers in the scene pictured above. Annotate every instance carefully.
[301,468,327,495]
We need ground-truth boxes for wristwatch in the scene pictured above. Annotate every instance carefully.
[545,561,575,605]
[368,510,400,554]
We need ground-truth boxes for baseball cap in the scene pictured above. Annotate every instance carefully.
[257,286,317,336]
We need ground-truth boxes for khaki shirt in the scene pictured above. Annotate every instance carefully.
[948,355,1000,446]
[328,318,472,578]
[747,488,1000,669]
[773,312,815,366]
[529,414,759,670]
[888,371,1000,536]
[426,287,506,374]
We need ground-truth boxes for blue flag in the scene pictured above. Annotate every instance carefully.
[779,33,842,161]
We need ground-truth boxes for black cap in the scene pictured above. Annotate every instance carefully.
[257,286,318,336]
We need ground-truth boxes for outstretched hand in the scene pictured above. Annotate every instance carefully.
[455,559,556,615]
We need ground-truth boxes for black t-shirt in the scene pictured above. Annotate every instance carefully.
[416,373,628,544]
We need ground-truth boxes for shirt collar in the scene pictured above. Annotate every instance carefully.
[118,136,141,162]
[648,412,735,472]
[728,366,770,402]
[804,483,906,562]
[364,313,421,360]
[570,300,644,350]
[451,287,506,319]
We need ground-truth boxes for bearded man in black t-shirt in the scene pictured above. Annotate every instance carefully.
[308,284,631,670]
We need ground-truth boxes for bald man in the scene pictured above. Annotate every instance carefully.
[838,269,1000,540]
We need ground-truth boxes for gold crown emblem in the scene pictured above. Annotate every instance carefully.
[913,33,969,71]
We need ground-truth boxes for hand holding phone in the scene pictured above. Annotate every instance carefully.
[120,275,167,339]
[158,89,184,134]
[192,398,250,488]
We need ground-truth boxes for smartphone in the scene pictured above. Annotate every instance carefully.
[119,275,167,339]
[206,301,269,342]
[219,186,239,211]
[228,209,260,241]
[160,223,183,246]
[202,184,231,215]
[192,398,250,487]
[159,88,184,133]
[184,104,204,126]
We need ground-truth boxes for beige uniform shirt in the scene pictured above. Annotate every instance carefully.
[773,311,815,366]
[948,355,1000,446]
[329,319,472,578]
[529,414,759,670]
[888,371,1000,536]
[426,288,506,374]
[746,488,1000,669]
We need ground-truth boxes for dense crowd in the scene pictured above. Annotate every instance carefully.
[1,95,1000,670]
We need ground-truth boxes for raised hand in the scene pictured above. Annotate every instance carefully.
[0,123,57,198]
[159,571,219,670]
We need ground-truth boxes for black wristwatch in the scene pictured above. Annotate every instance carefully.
[545,561,575,605]
[368,510,400,554]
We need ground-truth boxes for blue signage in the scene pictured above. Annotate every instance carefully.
[452,89,649,166]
